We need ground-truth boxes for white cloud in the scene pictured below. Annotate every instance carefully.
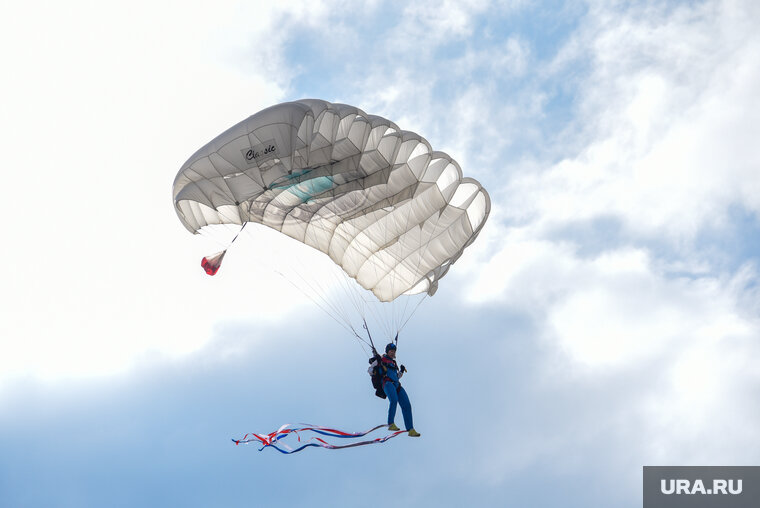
[507,0,760,241]
[459,250,760,483]
[462,0,760,377]
[468,228,757,366]
[455,0,760,483]
[396,0,494,44]
[0,1,292,384]
[335,1,535,171]
[548,255,754,369]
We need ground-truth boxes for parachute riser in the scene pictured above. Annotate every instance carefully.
[362,319,377,356]
[363,318,402,358]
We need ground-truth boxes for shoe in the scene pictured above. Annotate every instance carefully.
[408,429,421,437]
[388,423,400,431]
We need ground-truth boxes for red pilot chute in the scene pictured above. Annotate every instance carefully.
[201,250,226,275]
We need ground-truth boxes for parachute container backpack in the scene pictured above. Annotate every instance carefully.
[172,99,491,350]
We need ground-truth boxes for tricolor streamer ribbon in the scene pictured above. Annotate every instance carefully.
[232,423,405,454]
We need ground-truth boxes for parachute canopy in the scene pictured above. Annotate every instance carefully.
[173,99,490,302]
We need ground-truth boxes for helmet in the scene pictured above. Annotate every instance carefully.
[385,343,397,353]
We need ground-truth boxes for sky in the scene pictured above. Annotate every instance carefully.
[1,0,759,506]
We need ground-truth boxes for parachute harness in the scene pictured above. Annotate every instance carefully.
[232,423,405,454]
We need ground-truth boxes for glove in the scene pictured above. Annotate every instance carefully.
[400,364,407,373]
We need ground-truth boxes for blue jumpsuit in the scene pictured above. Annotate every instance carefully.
[380,354,414,430]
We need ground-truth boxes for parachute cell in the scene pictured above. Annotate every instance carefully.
[172,99,490,303]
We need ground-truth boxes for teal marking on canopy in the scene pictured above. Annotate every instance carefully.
[274,173,335,203]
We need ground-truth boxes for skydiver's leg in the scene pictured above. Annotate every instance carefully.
[397,386,414,430]
[383,381,398,425]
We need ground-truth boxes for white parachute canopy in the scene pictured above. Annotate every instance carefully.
[173,99,490,339]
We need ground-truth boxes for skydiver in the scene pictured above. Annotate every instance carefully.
[376,343,420,437]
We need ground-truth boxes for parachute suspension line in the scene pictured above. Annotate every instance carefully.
[212,203,369,354]
[296,180,411,344]
[383,144,413,336]
[392,172,452,337]
[328,242,366,319]
[381,179,426,338]
[301,215,344,313]
[302,211,367,329]
[298,202,367,348]
[281,209,374,355]
[339,183,391,341]
[285,266,353,327]
[222,200,359,341]
[312,119,372,333]
[304,205,388,343]
[262,198,360,334]
[272,267,358,339]
[378,191,396,341]
[394,193,419,336]
[398,293,427,333]
[387,185,416,338]
[199,189,423,345]
[198,223,236,250]
[288,247,345,321]
[274,243,362,339]
[204,170,426,351]
[353,332,373,358]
